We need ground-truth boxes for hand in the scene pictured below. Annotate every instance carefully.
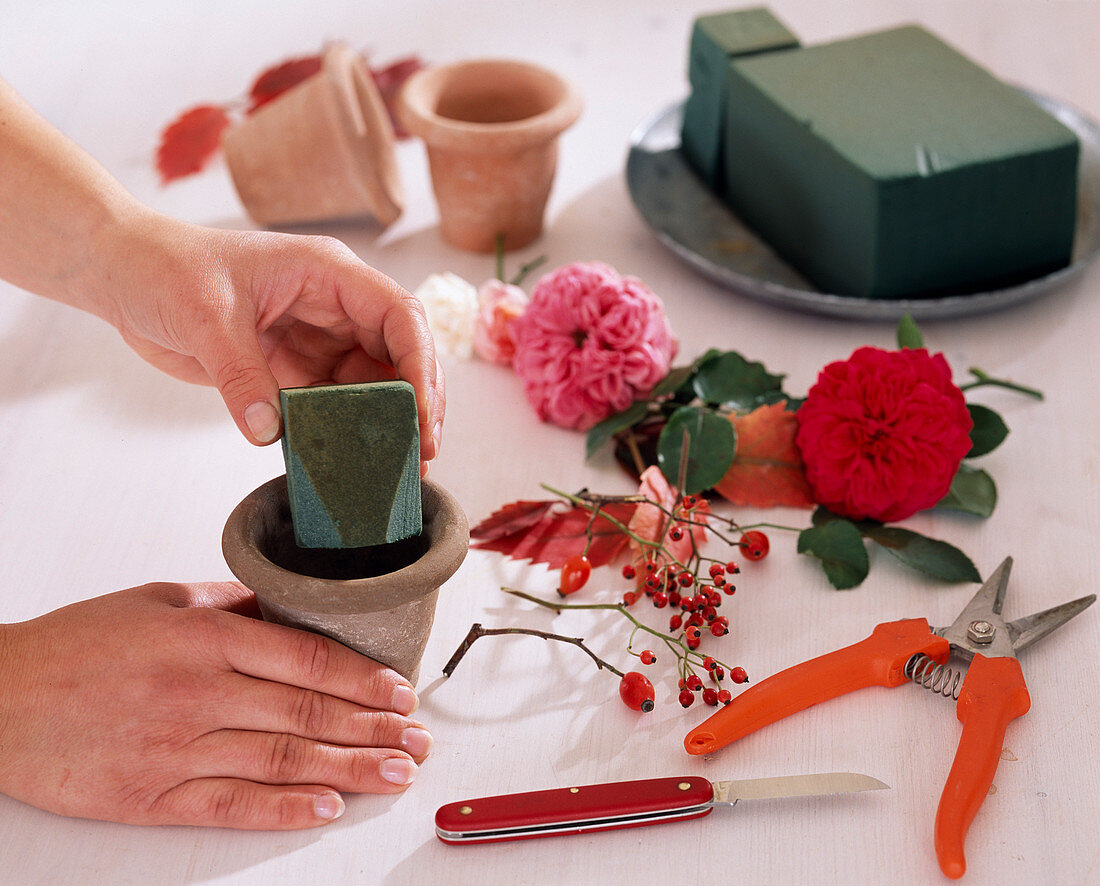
[0,582,433,829]
[100,213,445,465]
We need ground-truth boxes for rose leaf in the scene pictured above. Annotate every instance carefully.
[936,464,997,517]
[860,525,981,583]
[691,351,787,410]
[966,404,1009,458]
[585,400,650,461]
[896,314,924,349]
[797,519,869,590]
[656,405,736,494]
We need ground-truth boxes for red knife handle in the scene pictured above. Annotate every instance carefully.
[435,776,714,844]
[685,618,950,755]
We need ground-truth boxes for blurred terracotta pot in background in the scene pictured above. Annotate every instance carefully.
[223,44,403,228]
[398,58,583,252]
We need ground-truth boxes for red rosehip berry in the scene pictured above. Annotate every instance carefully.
[678,688,695,708]
[621,564,636,580]
[652,591,668,609]
[640,649,656,665]
[668,590,682,607]
[726,561,741,574]
[710,665,725,682]
[678,572,694,588]
[702,656,717,671]
[622,591,639,606]
[739,531,770,561]
[702,687,719,706]
[710,621,728,637]
[717,689,732,705]
[708,563,725,578]
[730,666,749,684]
[668,613,683,631]
[558,554,592,596]
[669,525,684,542]
[619,671,655,712]
[644,560,657,574]
[686,674,704,692]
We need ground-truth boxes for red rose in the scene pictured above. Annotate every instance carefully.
[795,346,973,523]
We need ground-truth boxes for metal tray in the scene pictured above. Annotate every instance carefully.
[625,91,1100,320]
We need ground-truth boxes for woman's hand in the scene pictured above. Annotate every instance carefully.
[102,217,444,466]
[0,582,432,829]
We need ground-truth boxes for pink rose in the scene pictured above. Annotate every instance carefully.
[510,261,678,430]
[795,346,974,523]
[473,279,528,365]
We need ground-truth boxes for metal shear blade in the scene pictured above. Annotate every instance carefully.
[936,556,1096,661]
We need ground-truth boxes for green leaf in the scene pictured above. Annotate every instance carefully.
[937,464,997,517]
[966,404,1009,458]
[650,364,697,400]
[585,400,651,461]
[896,314,924,349]
[692,351,787,410]
[860,525,981,583]
[656,405,736,494]
[797,518,869,589]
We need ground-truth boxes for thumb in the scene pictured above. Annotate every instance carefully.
[200,324,283,446]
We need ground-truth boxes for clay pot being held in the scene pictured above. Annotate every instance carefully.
[223,44,403,228]
[222,475,468,684]
[397,58,583,252]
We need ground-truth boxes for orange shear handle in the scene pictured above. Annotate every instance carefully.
[934,654,1031,880]
[685,618,950,755]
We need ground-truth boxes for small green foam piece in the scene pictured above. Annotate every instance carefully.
[681,7,800,188]
[280,381,422,548]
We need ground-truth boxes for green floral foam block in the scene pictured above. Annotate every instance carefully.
[280,381,422,548]
[681,7,800,190]
[721,24,1079,298]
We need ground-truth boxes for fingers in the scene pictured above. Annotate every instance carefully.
[197,317,284,447]
[183,730,420,795]
[215,673,433,763]
[151,779,348,830]
[215,613,418,715]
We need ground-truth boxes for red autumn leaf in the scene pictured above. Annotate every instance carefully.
[628,466,709,574]
[246,54,323,113]
[713,401,815,509]
[470,500,557,543]
[471,500,637,570]
[370,55,425,138]
[155,104,232,184]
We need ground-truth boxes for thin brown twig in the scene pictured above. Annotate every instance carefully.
[442,622,624,677]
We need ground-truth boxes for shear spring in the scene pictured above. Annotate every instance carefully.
[904,653,961,700]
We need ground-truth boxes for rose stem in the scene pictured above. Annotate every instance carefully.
[961,367,1044,400]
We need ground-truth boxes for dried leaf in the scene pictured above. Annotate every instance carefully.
[370,55,425,138]
[469,500,557,543]
[471,500,637,570]
[628,466,708,571]
[246,54,323,113]
[713,402,814,509]
[155,104,232,184]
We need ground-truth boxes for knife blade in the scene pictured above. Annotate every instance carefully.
[434,772,888,844]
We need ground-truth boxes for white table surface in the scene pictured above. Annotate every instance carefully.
[2,1,1099,884]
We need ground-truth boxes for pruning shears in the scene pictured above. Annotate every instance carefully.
[683,557,1094,879]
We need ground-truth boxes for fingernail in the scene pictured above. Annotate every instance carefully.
[314,791,345,821]
[400,727,433,758]
[392,684,418,716]
[380,757,418,786]
[244,400,281,443]
[432,421,442,457]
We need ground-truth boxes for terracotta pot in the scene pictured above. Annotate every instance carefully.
[397,58,583,252]
[222,475,468,684]
[223,44,403,228]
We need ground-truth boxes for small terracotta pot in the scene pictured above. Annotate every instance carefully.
[223,44,403,228]
[397,58,583,252]
[222,476,468,684]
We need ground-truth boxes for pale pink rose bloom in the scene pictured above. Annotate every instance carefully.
[473,279,529,365]
[510,261,678,430]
